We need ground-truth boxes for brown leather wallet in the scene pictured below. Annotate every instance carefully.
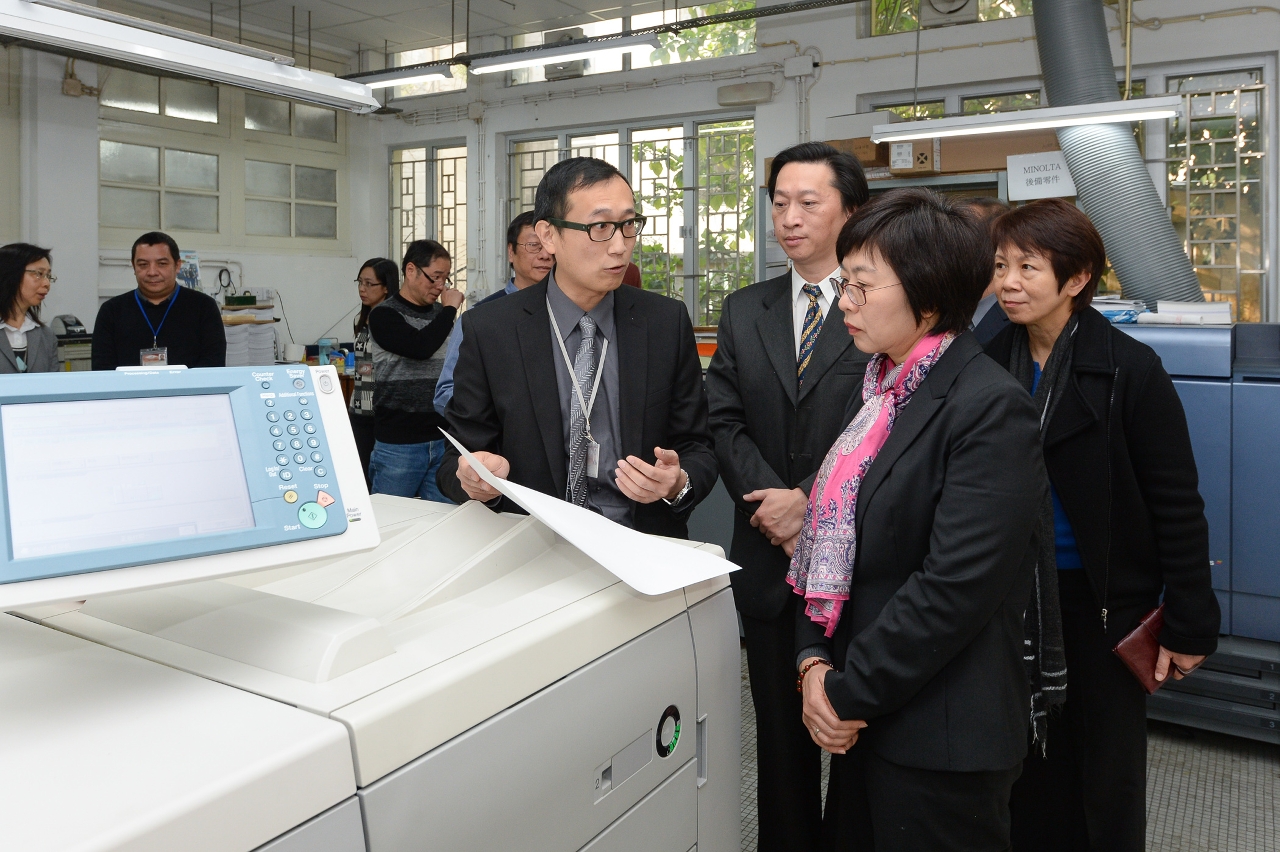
[1112,604,1166,695]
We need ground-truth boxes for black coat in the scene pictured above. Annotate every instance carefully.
[985,307,1221,655]
[437,278,717,539]
[705,273,871,620]
[797,333,1046,772]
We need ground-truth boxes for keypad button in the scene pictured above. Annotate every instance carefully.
[293,379,306,389]
[299,397,310,406]
[266,412,279,422]
[280,470,293,481]
[273,440,285,451]
[264,399,275,408]
[315,467,327,477]
[303,424,316,434]
[276,454,290,466]
[300,410,313,420]
[297,502,326,528]
[270,426,283,437]
[307,437,319,448]
[283,410,296,421]
[261,382,271,389]
[291,439,303,450]
[294,453,306,464]
[283,490,298,504]
[287,425,300,435]
[311,452,324,463]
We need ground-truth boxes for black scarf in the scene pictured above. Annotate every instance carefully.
[1009,316,1073,753]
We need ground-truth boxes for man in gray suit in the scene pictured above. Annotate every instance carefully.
[705,142,869,852]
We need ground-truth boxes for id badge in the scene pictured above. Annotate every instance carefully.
[586,440,600,479]
[140,347,169,366]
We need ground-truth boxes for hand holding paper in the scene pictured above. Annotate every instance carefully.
[441,430,736,596]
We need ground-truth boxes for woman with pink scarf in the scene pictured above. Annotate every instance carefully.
[791,189,1048,852]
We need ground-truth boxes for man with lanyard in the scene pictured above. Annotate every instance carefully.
[437,156,716,537]
[432,210,554,415]
[91,232,225,370]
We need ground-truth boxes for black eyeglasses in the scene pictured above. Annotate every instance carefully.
[840,279,902,306]
[548,216,647,242]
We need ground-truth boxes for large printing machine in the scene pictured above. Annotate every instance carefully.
[0,365,741,852]
[1120,322,1280,743]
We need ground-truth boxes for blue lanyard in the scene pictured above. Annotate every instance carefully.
[135,287,180,347]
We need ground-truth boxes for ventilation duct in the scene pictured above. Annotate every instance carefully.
[1033,0,1203,304]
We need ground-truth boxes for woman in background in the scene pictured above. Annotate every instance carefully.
[349,257,400,484]
[0,244,58,374]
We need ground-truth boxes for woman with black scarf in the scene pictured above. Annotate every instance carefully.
[985,199,1221,852]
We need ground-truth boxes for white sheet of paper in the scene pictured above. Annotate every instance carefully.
[441,431,735,596]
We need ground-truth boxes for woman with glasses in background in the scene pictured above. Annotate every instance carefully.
[0,244,59,374]
[349,257,400,485]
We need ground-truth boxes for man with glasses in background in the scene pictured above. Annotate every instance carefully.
[366,238,464,502]
[438,157,717,537]
[705,142,870,852]
[433,211,554,415]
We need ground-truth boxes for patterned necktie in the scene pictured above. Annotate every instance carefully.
[796,282,825,386]
[565,315,598,508]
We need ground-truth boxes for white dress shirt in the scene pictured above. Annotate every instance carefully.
[791,267,841,357]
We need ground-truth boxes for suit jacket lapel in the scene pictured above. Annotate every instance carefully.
[0,335,19,372]
[516,286,567,497]
[798,300,854,403]
[757,277,798,405]
[855,336,981,534]
[614,287,647,459]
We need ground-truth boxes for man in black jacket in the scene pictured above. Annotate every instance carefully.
[437,157,716,537]
[92,232,225,370]
[704,142,869,852]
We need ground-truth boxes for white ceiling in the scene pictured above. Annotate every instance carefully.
[119,0,674,57]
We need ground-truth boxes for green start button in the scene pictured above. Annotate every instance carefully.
[298,502,327,529]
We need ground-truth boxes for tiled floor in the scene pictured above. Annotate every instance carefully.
[738,649,1280,851]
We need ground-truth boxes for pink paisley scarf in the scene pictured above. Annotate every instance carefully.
[787,330,955,637]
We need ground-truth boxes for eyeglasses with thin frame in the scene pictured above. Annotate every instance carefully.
[25,269,56,284]
[355,278,385,289]
[514,241,547,254]
[840,278,902,306]
[547,216,647,242]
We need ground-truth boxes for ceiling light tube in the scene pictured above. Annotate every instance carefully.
[468,33,661,75]
[3,0,379,112]
[870,96,1184,143]
[354,65,454,90]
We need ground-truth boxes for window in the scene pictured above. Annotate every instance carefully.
[390,147,468,292]
[100,140,219,233]
[392,42,467,99]
[962,90,1040,114]
[1164,69,1266,321]
[505,119,754,325]
[871,0,1033,36]
[878,100,945,120]
[245,94,337,142]
[245,161,338,239]
[100,70,220,124]
[509,0,755,86]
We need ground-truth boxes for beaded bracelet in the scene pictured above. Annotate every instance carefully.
[796,658,834,693]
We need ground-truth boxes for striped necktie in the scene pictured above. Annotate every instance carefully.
[796,282,825,385]
[566,315,598,508]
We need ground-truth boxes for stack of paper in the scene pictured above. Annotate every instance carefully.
[1094,296,1147,324]
[248,325,277,365]
[224,324,251,366]
[1137,300,1233,325]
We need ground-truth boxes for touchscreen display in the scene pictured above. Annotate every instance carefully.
[3,395,256,559]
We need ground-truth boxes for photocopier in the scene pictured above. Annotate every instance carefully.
[0,365,741,852]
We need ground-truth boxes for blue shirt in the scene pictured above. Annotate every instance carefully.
[433,278,520,416]
[1031,362,1083,569]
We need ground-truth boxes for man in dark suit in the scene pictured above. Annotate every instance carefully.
[961,196,1012,345]
[437,157,716,536]
[704,142,870,852]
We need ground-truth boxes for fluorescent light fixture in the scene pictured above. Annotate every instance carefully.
[468,33,661,75]
[352,65,454,90]
[870,96,1183,143]
[2,0,379,112]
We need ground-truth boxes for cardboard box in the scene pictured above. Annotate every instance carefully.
[889,139,941,174]
[826,137,890,168]
[940,130,1061,173]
